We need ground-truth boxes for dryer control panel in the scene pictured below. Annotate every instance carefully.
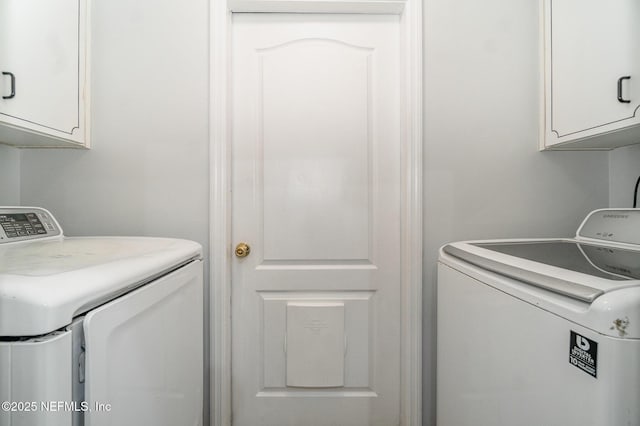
[0,207,62,243]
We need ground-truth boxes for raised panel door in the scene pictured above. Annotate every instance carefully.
[231,13,402,425]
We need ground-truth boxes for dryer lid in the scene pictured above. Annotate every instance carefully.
[0,236,202,336]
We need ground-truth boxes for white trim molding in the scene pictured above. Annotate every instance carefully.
[229,0,406,14]
[210,1,232,424]
[209,1,422,424]
[399,0,423,424]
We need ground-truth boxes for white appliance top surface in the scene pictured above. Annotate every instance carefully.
[442,238,640,303]
[440,238,640,338]
[474,240,639,280]
[0,236,202,336]
[439,209,640,338]
[441,209,640,303]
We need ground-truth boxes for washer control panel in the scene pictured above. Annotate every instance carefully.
[0,207,62,243]
[578,209,640,246]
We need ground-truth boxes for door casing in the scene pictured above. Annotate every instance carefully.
[209,1,423,424]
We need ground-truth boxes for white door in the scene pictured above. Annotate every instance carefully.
[231,13,402,426]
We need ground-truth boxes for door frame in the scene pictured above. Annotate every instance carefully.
[209,1,423,424]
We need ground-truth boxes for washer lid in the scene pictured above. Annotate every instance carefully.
[474,240,640,280]
[443,239,640,303]
[0,236,202,336]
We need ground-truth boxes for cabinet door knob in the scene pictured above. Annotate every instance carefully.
[617,76,631,103]
[2,72,15,99]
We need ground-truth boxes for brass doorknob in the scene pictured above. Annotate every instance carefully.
[235,242,251,258]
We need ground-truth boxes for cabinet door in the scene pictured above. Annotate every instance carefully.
[0,0,81,137]
[544,0,640,148]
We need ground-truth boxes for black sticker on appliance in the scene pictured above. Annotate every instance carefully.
[569,331,598,378]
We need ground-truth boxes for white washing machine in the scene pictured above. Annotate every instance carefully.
[437,209,640,426]
[0,207,203,426]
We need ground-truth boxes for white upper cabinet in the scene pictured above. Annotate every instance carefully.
[0,0,90,148]
[540,0,640,150]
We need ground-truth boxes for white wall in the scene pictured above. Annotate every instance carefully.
[609,144,640,207]
[0,145,20,205]
[20,0,209,241]
[422,0,610,424]
[18,0,210,422]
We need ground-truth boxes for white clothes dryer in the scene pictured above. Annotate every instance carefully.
[438,209,640,426]
[0,207,203,426]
